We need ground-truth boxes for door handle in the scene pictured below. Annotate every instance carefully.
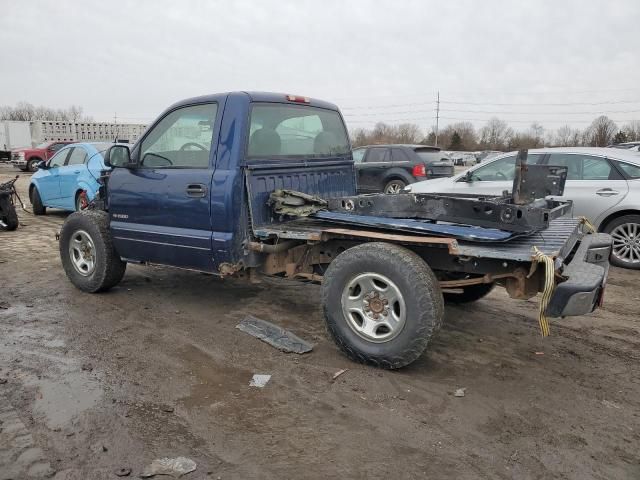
[186,184,207,197]
[596,189,619,197]
[73,170,81,174]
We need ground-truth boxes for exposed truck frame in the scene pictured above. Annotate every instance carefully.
[56,92,612,369]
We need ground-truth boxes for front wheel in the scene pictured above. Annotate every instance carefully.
[30,187,46,215]
[383,179,406,194]
[27,158,41,173]
[604,214,640,269]
[0,197,19,231]
[322,242,444,369]
[59,210,127,292]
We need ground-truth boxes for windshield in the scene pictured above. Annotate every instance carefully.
[36,141,52,149]
[248,104,350,158]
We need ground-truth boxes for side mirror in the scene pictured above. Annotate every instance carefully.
[461,170,474,182]
[104,145,132,168]
[36,160,48,170]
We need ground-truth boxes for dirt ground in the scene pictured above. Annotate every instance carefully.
[1,165,639,479]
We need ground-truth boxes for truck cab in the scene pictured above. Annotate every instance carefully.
[104,92,352,272]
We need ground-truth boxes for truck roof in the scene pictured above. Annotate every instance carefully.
[166,91,341,112]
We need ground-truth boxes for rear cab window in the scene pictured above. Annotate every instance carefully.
[247,104,350,158]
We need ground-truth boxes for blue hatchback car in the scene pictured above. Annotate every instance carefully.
[29,142,114,214]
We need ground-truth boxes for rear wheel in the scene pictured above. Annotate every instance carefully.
[322,242,444,369]
[30,187,46,215]
[59,210,127,292]
[75,191,87,211]
[384,179,406,194]
[603,214,640,269]
[0,197,19,231]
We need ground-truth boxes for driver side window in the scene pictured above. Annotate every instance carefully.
[140,103,218,168]
[49,148,70,168]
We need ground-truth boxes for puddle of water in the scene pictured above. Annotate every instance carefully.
[30,371,102,429]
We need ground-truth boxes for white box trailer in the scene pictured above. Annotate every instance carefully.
[0,121,32,161]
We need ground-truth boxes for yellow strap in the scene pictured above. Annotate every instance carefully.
[578,216,596,233]
[532,246,554,337]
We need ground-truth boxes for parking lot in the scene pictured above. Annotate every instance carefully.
[0,164,639,479]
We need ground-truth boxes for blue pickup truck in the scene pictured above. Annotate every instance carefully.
[57,92,612,369]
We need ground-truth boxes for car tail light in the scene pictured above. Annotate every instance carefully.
[412,164,427,177]
[286,95,311,103]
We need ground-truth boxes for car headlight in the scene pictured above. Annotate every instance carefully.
[404,185,412,193]
[17,152,25,159]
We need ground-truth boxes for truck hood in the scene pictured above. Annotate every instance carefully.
[11,147,42,154]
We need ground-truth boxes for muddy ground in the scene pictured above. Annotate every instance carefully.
[0,165,639,479]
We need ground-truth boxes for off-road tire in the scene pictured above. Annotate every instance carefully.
[27,158,41,173]
[322,242,444,369]
[59,210,126,292]
[603,214,640,269]
[383,179,406,194]
[443,283,495,304]
[0,197,19,231]
[30,187,46,215]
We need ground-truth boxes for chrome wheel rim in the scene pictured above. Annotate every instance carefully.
[611,222,640,265]
[68,230,96,276]
[341,272,406,343]
[385,182,403,194]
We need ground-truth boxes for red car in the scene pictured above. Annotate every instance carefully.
[10,141,75,172]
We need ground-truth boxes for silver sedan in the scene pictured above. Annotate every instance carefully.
[408,147,640,269]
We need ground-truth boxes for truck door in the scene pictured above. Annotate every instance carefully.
[108,103,220,271]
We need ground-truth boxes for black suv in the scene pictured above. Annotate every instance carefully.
[352,144,455,194]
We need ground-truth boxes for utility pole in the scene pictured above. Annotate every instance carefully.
[435,91,440,147]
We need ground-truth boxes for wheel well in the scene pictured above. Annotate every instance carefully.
[384,175,410,185]
[598,209,640,232]
[28,156,42,163]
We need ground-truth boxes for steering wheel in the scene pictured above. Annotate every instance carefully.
[494,171,507,180]
[179,142,206,152]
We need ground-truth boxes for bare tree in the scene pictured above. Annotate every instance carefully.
[554,125,583,146]
[395,123,422,144]
[479,117,512,150]
[0,102,93,122]
[350,122,425,147]
[586,115,617,146]
[623,120,640,141]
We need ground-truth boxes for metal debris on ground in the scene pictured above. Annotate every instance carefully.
[114,467,132,477]
[331,369,348,381]
[140,457,197,478]
[236,315,314,354]
[249,374,271,388]
[454,388,466,397]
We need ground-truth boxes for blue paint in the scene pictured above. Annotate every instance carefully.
[30,143,111,211]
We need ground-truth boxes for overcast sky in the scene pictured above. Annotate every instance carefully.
[1,0,639,133]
